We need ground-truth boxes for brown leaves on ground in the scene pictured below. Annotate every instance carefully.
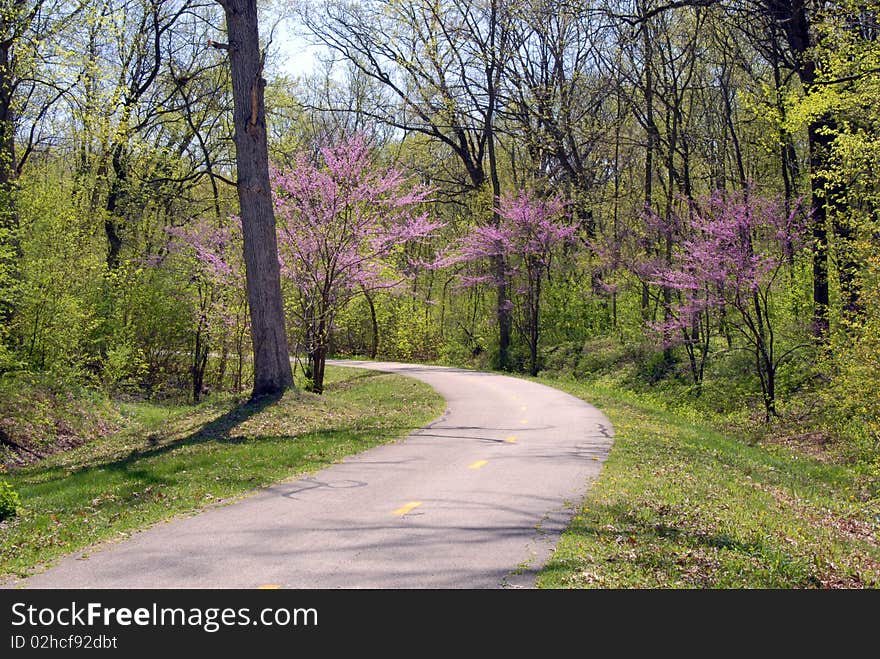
[762,483,880,587]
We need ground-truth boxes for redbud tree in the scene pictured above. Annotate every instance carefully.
[271,135,441,393]
[166,217,247,401]
[450,190,575,376]
[651,188,805,419]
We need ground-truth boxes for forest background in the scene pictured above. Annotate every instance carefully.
[0,1,878,584]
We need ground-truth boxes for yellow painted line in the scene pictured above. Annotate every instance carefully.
[392,501,422,516]
[504,436,518,443]
[520,405,527,411]
[520,419,529,425]
[257,584,281,590]
[467,460,488,470]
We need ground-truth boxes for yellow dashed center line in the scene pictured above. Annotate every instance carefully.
[392,501,422,516]
[257,584,281,590]
[467,460,488,470]
[504,436,518,443]
[520,419,529,425]
[520,405,527,411]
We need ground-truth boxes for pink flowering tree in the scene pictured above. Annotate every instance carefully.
[652,188,805,419]
[636,203,704,382]
[166,217,248,401]
[450,190,576,376]
[271,135,441,393]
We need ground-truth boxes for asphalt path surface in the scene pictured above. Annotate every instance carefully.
[15,360,613,589]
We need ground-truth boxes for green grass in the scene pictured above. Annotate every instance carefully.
[0,366,444,581]
[534,378,880,588]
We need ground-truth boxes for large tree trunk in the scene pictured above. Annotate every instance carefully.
[0,36,20,325]
[485,0,510,371]
[217,0,293,398]
[762,1,837,338]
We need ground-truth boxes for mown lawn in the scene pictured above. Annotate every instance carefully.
[535,379,880,588]
[0,366,444,580]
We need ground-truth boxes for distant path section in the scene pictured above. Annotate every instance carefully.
[18,360,613,589]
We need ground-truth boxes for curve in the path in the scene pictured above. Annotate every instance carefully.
[16,361,613,589]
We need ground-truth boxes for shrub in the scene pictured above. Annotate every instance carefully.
[0,480,20,520]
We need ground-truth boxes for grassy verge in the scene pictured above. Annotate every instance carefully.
[0,366,443,580]
[534,378,880,588]
[1,372,122,467]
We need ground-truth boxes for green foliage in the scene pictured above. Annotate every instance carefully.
[0,480,20,521]
[0,223,18,322]
[437,337,488,368]
[101,341,148,393]
[333,291,444,363]
[12,170,105,375]
[539,271,614,346]
[109,264,194,395]
[541,338,654,384]
[822,321,880,464]
[791,1,880,464]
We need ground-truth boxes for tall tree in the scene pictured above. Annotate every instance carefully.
[747,0,848,336]
[299,0,516,368]
[0,0,80,323]
[272,134,440,393]
[653,188,806,420]
[215,0,293,397]
[451,189,575,376]
[83,0,211,270]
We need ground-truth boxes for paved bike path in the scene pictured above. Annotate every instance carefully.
[16,361,613,588]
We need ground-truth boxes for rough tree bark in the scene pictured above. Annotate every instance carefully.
[215,0,293,398]
[0,3,27,324]
[484,0,511,370]
[760,0,840,338]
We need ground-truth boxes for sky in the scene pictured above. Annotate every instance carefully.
[267,15,326,79]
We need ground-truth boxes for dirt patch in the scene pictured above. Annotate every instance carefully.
[760,429,841,463]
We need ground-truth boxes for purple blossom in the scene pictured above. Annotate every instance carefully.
[450,188,576,375]
[451,189,575,285]
[164,217,244,285]
[650,187,805,348]
[271,133,443,389]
